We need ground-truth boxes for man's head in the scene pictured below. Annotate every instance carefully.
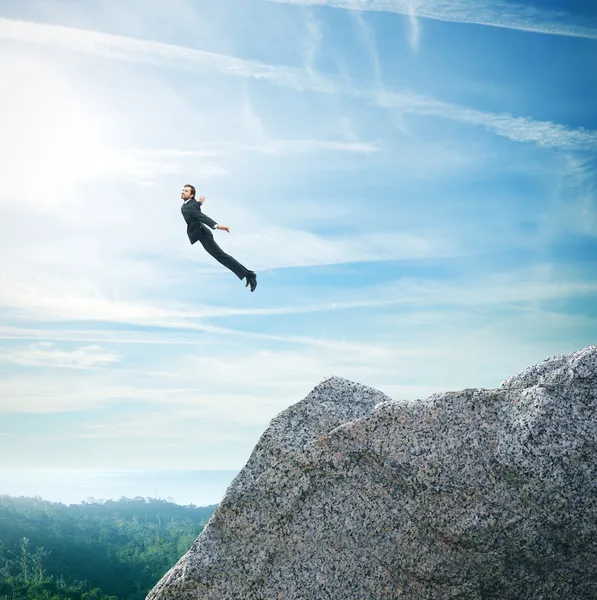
[181,184,195,201]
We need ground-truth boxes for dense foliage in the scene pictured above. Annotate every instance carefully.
[0,495,217,600]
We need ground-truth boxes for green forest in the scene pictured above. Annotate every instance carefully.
[0,494,217,600]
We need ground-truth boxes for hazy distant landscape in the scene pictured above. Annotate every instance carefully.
[0,470,238,508]
[0,494,217,600]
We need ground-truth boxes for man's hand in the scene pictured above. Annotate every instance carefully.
[198,195,206,204]
[216,225,230,233]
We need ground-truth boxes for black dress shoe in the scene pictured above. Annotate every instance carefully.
[245,271,257,292]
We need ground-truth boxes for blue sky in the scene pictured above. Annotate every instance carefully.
[0,0,595,470]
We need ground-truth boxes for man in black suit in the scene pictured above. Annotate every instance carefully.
[180,184,257,291]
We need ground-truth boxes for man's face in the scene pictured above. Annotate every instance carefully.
[181,186,194,201]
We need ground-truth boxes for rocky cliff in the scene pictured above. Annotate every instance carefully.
[147,345,597,599]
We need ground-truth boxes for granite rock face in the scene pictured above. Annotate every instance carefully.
[147,346,597,600]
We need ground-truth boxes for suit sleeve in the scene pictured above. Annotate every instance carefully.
[190,203,218,229]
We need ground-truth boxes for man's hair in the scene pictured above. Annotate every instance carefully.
[184,184,196,197]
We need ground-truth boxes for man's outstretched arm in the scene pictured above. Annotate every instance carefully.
[189,201,219,229]
[196,196,230,232]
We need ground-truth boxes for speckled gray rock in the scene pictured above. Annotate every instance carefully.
[147,346,597,600]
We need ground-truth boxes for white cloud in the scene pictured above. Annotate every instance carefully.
[0,2,594,472]
[367,263,597,308]
[0,332,477,418]
[1,15,594,155]
[1,239,595,319]
[0,45,376,202]
[0,274,231,332]
[264,0,597,40]
[117,139,380,161]
[0,342,120,369]
[349,10,383,87]
[0,375,134,414]
[0,325,436,368]
[239,88,269,145]
[302,8,323,71]
[2,293,593,421]
[372,90,597,150]
[538,154,597,238]
[217,225,459,271]
[0,262,595,350]
[407,0,422,52]
[74,134,382,187]
[99,155,229,186]
[72,412,258,442]
[0,16,339,93]
[0,373,266,418]
[0,350,369,417]
[0,221,460,333]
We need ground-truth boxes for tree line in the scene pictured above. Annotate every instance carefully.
[0,494,217,600]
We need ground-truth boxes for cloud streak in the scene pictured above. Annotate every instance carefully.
[302,8,323,71]
[349,10,383,86]
[116,139,380,161]
[407,0,422,51]
[2,16,594,153]
[1,263,595,335]
[265,0,597,40]
[372,90,597,150]
[0,342,120,369]
[76,139,380,185]
[0,16,339,93]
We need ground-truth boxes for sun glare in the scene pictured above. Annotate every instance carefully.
[0,52,107,205]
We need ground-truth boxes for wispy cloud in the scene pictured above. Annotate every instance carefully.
[2,15,594,154]
[2,287,594,419]
[0,345,409,416]
[370,266,597,308]
[71,405,266,442]
[1,0,595,473]
[0,224,458,320]
[0,17,597,155]
[117,140,380,160]
[349,10,383,87]
[73,419,253,443]
[265,0,597,40]
[0,342,120,369]
[302,8,323,71]
[0,327,493,418]
[0,375,133,414]
[372,90,597,150]
[0,278,231,333]
[1,262,595,339]
[239,88,269,145]
[541,154,597,238]
[0,17,339,93]
[85,139,380,185]
[407,0,422,52]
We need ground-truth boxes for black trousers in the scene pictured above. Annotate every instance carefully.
[198,234,250,280]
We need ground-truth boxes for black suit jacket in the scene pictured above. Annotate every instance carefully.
[181,198,217,244]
